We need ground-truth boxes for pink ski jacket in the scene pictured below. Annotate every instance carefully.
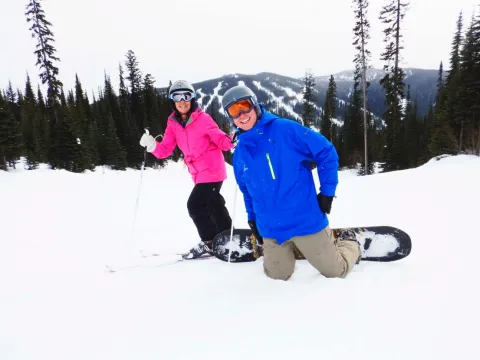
[151,108,234,184]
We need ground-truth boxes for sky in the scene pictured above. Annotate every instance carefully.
[1,0,478,97]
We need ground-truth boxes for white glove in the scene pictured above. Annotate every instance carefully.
[139,133,156,152]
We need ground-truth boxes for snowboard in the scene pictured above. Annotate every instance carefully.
[212,226,412,263]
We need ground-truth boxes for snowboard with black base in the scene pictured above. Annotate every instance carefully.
[211,226,412,263]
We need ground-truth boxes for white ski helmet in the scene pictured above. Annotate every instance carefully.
[168,80,195,96]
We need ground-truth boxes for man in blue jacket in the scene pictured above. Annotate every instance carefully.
[222,85,361,281]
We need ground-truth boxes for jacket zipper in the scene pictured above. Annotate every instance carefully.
[266,153,276,180]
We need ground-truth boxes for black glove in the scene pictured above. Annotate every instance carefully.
[248,220,263,245]
[317,193,334,214]
[231,131,239,144]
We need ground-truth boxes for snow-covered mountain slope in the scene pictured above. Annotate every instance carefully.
[159,68,438,126]
[1,154,478,360]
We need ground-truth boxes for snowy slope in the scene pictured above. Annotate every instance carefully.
[1,155,479,360]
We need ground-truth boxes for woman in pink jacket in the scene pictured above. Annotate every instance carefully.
[140,80,235,259]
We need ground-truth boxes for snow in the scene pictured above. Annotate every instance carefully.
[252,80,304,122]
[356,230,399,257]
[1,154,480,360]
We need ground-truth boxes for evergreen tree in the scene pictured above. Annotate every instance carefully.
[472,8,480,154]
[36,85,50,162]
[403,85,417,167]
[95,77,128,170]
[25,0,64,170]
[74,74,98,167]
[125,50,146,131]
[446,12,464,84]
[344,68,364,168]
[430,12,464,155]
[118,64,143,168]
[378,0,409,171]
[20,74,41,169]
[420,102,435,163]
[435,61,444,105]
[25,0,62,106]
[352,0,372,174]
[458,13,480,154]
[301,69,317,128]
[143,73,160,134]
[320,75,337,142]
[0,98,24,169]
[49,111,79,171]
[364,108,376,175]
[206,97,233,166]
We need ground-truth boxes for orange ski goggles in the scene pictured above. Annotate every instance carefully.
[225,98,255,119]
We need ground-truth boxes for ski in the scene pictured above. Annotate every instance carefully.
[139,249,187,258]
[106,252,214,273]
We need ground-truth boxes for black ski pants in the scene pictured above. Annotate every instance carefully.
[187,181,232,242]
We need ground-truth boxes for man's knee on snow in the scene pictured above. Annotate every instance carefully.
[319,265,348,279]
[263,263,294,281]
[262,238,296,281]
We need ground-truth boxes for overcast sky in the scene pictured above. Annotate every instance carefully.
[1,0,478,96]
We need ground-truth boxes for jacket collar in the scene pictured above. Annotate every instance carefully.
[168,107,202,127]
[236,106,278,147]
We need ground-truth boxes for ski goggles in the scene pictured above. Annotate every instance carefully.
[225,98,254,119]
[169,91,195,102]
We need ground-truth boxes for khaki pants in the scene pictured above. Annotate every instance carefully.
[263,226,360,280]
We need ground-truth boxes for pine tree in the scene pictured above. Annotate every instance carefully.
[125,50,146,131]
[206,97,233,166]
[344,68,364,168]
[99,113,128,170]
[25,0,64,171]
[352,0,372,174]
[302,69,317,129]
[472,8,480,154]
[430,12,464,155]
[403,85,418,167]
[143,73,160,135]
[0,98,24,169]
[378,0,409,171]
[458,12,480,154]
[74,74,98,167]
[96,89,127,170]
[118,64,143,168]
[435,61,444,105]
[446,12,464,84]
[321,75,337,142]
[20,74,41,169]
[36,85,50,162]
[25,0,63,106]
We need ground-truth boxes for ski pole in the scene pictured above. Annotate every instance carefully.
[227,182,238,263]
[129,128,149,245]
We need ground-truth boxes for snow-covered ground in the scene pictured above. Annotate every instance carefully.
[1,154,479,360]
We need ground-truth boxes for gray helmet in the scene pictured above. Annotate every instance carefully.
[222,85,262,120]
[169,80,195,95]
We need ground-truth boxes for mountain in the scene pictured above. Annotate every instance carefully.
[314,68,439,120]
[158,68,439,126]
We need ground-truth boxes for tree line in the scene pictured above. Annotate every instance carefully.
[301,0,480,175]
[1,0,479,174]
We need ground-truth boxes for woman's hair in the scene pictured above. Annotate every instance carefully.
[172,100,198,121]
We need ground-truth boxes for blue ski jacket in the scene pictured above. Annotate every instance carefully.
[233,107,339,244]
